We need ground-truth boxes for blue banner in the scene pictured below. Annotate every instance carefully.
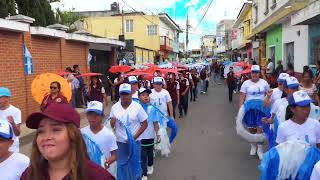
[23,44,33,75]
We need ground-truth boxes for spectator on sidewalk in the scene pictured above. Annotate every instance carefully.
[73,65,84,108]
[0,120,29,180]
[315,61,320,99]
[88,76,107,107]
[22,104,114,180]
[0,87,21,153]
[65,67,79,108]
[113,73,125,102]
[300,70,319,105]
[81,101,117,177]
[275,60,284,76]
[286,62,295,77]
[266,58,274,76]
[40,81,68,111]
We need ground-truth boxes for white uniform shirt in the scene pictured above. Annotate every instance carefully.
[140,105,159,140]
[311,161,320,180]
[132,91,139,99]
[267,62,274,74]
[150,89,172,115]
[269,87,283,107]
[110,101,148,143]
[81,126,118,159]
[0,105,21,152]
[0,153,29,180]
[240,79,270,102]
[276,118,320,145]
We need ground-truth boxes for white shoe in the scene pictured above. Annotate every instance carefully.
[147,166,154,175]
[142,176,148,180]
[250,144,257,156]
[257,145,264,160]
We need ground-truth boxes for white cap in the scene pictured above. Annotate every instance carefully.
[278,73,290,82]
[128,76,138,84]
[251,65,260,72]
[119,83,132,94]
[153,77,163,84]
[86,101,104,115]
[288,90,313,106]
[284,76,299,89]
[0,120,13,140]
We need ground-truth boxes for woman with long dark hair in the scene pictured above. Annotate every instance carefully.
[20,104,114,180]
[300,70,319,105]
[40,81,68,111]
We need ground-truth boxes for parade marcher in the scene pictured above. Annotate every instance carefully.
[200,68,207,93]
[150,77,174,118]
[263,73,290,108]
[226,66,236,102]
[128,76,139,99]
[204,68,210,93]
[110,83,148,180]
[300,70,319,105]
[311,161,320,180]
[21,104,114,180]
[185,71,194,102]
[191,69,199,101]
[0,87,21,153]
[73,65,84,108]
[113,73,125,102]
[212,61,220,86]
[88,76,107,106]
[0,120,29,180]
[81,101,117,176]
[315,61,320,98]
[166,74,180,119]
[138,88,160,180]
[276,90,320,147]
[239,65,270,160]
[178,73,190,118]
[286,62,295,77]
[40,81,68,111]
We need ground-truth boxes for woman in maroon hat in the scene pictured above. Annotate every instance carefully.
[20,104,114,180]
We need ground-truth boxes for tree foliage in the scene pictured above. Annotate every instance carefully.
[0,0,17,18]
[55,8,83,32]
[15,0,55,26]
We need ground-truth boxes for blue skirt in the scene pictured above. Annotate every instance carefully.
[117,141,142,180]
[243,109,266,128]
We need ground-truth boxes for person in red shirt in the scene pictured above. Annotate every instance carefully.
[166,73,180,118]
[21,104,115,180]
[40,81,68,111]
[178,72,190,118]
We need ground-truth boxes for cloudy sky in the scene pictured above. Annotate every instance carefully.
[51,0,247,50]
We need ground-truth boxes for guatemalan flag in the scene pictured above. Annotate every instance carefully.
[23,44,33,75]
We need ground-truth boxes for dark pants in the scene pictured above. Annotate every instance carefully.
[172,100,177,119]
[228,85,235,102]
[189,86,193,101]
[141,139,154,176]
[179,93,189,116]
[205,80,209,92]
[190,85,197,101]
[75,87,84,107]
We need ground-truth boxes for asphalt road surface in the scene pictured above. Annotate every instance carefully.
[150,84,260,180]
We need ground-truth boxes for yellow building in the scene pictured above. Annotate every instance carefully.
[84,12,160,64]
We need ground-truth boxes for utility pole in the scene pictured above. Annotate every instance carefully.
[186,14,189,51]
[122,6,125,35]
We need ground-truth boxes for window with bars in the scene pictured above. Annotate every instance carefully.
[264,0,269,15]
[147,25,157,36]
[254,5,258,24]
[125,19,133,33]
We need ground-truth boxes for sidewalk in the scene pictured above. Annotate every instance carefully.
[20,102,112,156]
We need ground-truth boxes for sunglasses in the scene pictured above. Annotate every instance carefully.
[50,86,58,90]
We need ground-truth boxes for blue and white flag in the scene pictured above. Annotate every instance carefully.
[23,44,33,75]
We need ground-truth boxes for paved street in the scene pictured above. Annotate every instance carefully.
[151,84,260,180]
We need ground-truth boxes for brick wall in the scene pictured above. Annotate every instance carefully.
[0,30,93,122]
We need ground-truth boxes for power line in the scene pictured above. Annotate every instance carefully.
[134,0,154,15]
[195,0,215,30]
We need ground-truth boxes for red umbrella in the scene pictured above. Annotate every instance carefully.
[126,70,152,76]
[158,68,181,74]
[75,72,103,78]
[235,68,251,77]
[144,64,158,68]
[234,62,252,68]
[174,64,188,69]
[109,65,132,73]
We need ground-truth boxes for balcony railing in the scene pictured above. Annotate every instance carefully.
[160,36,173,51]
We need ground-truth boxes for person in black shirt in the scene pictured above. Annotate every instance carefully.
[226,67,236,102]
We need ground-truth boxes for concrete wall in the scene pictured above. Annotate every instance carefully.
[266,25,282,63]
[282,18,309,73]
